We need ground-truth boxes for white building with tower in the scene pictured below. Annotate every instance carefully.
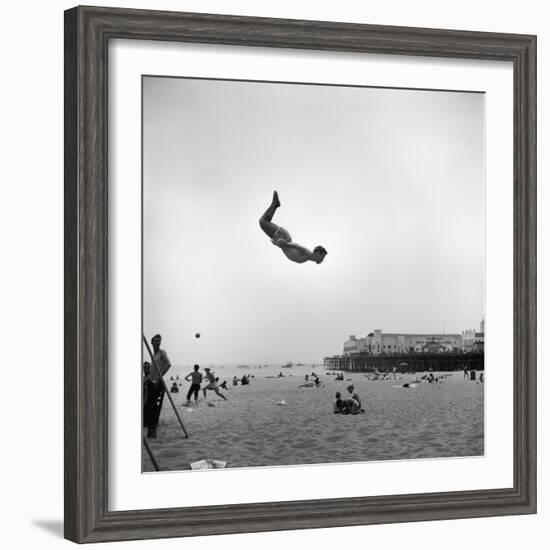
[343,319,484,356]
[462,318,485,352]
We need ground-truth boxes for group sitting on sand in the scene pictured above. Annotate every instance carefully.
[333,385,365,415]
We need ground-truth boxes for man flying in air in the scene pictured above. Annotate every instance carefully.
[259,191,327,264]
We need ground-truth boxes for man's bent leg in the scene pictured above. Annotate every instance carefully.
[215,389,227,400]
[259,191,281,238]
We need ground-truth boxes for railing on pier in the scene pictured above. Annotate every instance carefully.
[323,352,484,373]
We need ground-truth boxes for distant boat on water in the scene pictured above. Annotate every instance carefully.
[282,362,293,368]
[238,365,250,369]
[296,362,305,366]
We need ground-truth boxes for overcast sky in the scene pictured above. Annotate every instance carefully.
[143,76,484,366]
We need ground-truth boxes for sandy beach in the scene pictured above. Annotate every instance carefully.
[143,368,484,472]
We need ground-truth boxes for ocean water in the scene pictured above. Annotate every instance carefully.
[164,362,324,383]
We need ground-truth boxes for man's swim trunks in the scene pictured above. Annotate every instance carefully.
[272,225,292,244]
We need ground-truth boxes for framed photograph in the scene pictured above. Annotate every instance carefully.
[64,6,536,543]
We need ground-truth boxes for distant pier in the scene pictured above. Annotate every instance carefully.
[323,352,484,373]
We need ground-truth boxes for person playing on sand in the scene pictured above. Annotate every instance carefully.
[259,191,327,264]
[184,364,203,406]
[215,377,228,391]
[202,368,227,401]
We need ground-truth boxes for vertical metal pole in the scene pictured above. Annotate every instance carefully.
[143,436,161,471]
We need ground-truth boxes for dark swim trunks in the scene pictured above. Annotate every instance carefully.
[186,383,201,400]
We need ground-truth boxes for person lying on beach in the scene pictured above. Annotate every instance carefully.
[202,368,227,401]
[184,364,203,406]
[300,381,321,388]
[259,191,327,264]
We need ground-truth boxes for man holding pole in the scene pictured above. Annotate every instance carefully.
[143,334,171,438]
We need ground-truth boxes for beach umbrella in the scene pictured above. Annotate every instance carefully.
[399,362,408,367]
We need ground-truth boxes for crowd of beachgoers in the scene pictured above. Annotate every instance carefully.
[142,335,484,472]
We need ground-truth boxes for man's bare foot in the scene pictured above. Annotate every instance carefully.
[272,190,281,208]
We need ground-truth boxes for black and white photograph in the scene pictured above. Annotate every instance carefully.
[2,0,541,547]
[141,75,485,472]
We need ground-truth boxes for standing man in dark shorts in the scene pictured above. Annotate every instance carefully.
[184,364,203,406]
[143,334,171,438]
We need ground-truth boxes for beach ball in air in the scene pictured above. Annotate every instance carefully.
[195,333,201,339]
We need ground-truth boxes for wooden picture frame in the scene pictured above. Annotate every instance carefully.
[64,5,536,543]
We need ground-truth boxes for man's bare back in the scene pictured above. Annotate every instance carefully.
[259,191,327,265]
